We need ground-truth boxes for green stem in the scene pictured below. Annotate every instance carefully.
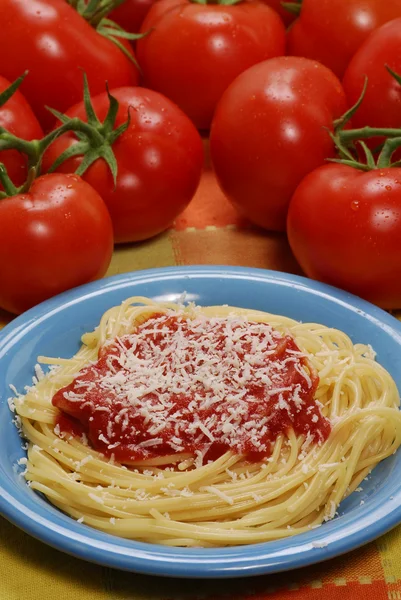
[377,137,401,169]
[91,0,126,27]
[68,0,127,27]
[0,131,44,170]
[19,167,38,194]
[0,163,19,197]
[0,72,28,108]
[0,116,106,181]
[0,73,130,195]
[281,0,302,16]
[328,68,401,172]
[45,113,106,147]
[340,126,401,145]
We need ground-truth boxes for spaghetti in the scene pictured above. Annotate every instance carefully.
[11,296,401,547]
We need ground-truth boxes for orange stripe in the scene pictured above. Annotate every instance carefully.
[174,168,248,231]
[203,579,390,600]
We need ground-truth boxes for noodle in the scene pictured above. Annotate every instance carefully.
[11,296,401,547]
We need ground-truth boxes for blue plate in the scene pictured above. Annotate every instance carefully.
[1,266,401,578]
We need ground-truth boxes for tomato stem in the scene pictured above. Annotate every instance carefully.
[329,69,401,170]
[0,132,43,171]
[0,72,28,108]
[281,1,302,16]
[358,141,376,170]
[0,163,18,198]
[45,74,130,186]
[67,0,125,26]
[19,167,38,194]
[377,137,401,169]
[340,127,401,144]
[46,110,106,148]
[0,72,128,195]
[386,65,401,87]
[66,0,147,70]
[338,69,401,140]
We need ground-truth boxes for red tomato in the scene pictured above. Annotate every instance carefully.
[42,87,204,243]
[0,75,43,187]
[287,164,401,309]
[0,173,113,315]
[287,0,401,79]
[136,0,286,129]
[262,0,297,26]
[210,57,347,231]
[343,19,401,134]
[109,0,155,33]
[0,0,140,131]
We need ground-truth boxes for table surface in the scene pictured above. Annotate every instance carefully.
[1,162,401,600]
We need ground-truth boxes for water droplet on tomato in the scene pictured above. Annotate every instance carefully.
[350,200,359,211]
[66,184,73,189]
[386,185,392,191]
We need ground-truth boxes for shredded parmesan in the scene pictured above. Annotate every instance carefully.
[53,312,326,461]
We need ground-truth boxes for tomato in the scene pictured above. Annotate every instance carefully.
[136,0,286,129]
[0,0,140,131]
[210,57,347,231]
[287,0,401,79]
[262,0,297,26]
[343,19,401,135]
[0,173,113,315]
[287,164,401,309]
[42,87,204,243]
[0,75,43,187]
[109,0,155,33]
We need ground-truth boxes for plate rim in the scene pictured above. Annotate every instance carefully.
[1,265,401,578]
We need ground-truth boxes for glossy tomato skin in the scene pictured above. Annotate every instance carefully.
[287,0,401,79]
[0,75,43,187]
[42,88,204,243]
[210,57,347,231]
[136,0,286,129]
[0,0,140,131]
[343,19,401,133]
[287,164,401,309]
[109,0,155,33]
[0,173,114,315]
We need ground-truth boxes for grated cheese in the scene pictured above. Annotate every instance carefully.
[54,312,327,461]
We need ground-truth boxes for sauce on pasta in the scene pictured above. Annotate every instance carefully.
[52,313,329,463]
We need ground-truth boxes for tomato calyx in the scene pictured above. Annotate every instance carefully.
[0,71,126,196]
[0,71,28,108]
[0,114,105,195]
[281,0,302,16]
[66,0,148,68]
[46,74,130,186]
[0,165,37,200]
[330,70,401,171]
[0,74,41,198]
[0,118,82,196]
[67,0,125,25]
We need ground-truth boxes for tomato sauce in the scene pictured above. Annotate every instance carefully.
[53,313,330,463]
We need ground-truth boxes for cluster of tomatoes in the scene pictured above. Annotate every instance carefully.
[1,0,401,315]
